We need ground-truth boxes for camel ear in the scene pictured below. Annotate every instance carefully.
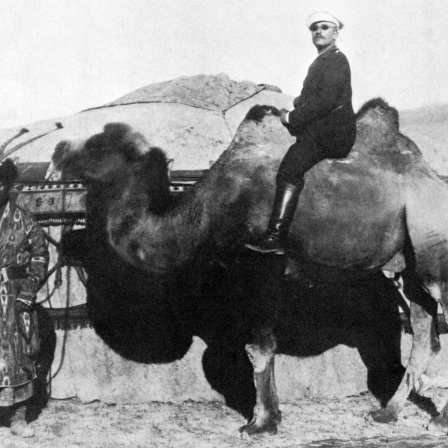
[52,140,74,170]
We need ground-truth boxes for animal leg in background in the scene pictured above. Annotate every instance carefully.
[428,285,448,432]
[370,272,440,423]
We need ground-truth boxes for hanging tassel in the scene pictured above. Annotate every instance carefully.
[0,123,64,162]
[47,304,92,330]
[0,128,29,156]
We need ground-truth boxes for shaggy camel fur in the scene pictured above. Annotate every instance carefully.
[53,99,448,436]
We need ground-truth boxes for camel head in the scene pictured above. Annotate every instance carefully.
[53,122,174,226]
[52,123,158,183]
[52,123,169,184]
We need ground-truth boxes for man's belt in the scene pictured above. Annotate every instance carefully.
[0,266,28,282]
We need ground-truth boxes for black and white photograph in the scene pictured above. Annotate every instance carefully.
[1,1,448,446]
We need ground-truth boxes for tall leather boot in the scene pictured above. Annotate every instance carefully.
[245,181,300,255]
[10,403,34,438]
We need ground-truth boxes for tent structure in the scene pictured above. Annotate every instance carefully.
[0,73,289,173]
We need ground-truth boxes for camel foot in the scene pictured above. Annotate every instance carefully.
[239,420,278,436]
[369,407,398,424]
[238,412,281,437]
[428,413,448,434]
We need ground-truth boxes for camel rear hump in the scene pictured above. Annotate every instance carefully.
[404,160,448,291]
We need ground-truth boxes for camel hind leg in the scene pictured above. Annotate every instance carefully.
[370,271,440,423]
[402,164,448,430]
[427,291,448,433]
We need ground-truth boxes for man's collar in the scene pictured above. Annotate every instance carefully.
[317,43,338,59]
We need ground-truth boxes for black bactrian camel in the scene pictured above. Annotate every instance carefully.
[52,98,448,436]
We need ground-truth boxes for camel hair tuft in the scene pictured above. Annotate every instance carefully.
[245,98,399,131]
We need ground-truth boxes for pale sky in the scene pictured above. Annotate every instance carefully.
[0,0,447,129]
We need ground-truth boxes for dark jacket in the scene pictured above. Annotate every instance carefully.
[287,45,356,158]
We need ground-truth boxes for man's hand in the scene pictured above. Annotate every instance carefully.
[16,298,33,313]
[16,279,36,313]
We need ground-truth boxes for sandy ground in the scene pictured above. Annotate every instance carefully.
[2,390,448,447]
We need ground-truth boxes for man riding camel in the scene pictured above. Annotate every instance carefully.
[246,11,356,254]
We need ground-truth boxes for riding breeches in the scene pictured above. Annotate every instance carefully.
[276,127,355,188]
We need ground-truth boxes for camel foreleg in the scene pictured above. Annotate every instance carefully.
[239,327,281,436]
[370,273,440,423]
